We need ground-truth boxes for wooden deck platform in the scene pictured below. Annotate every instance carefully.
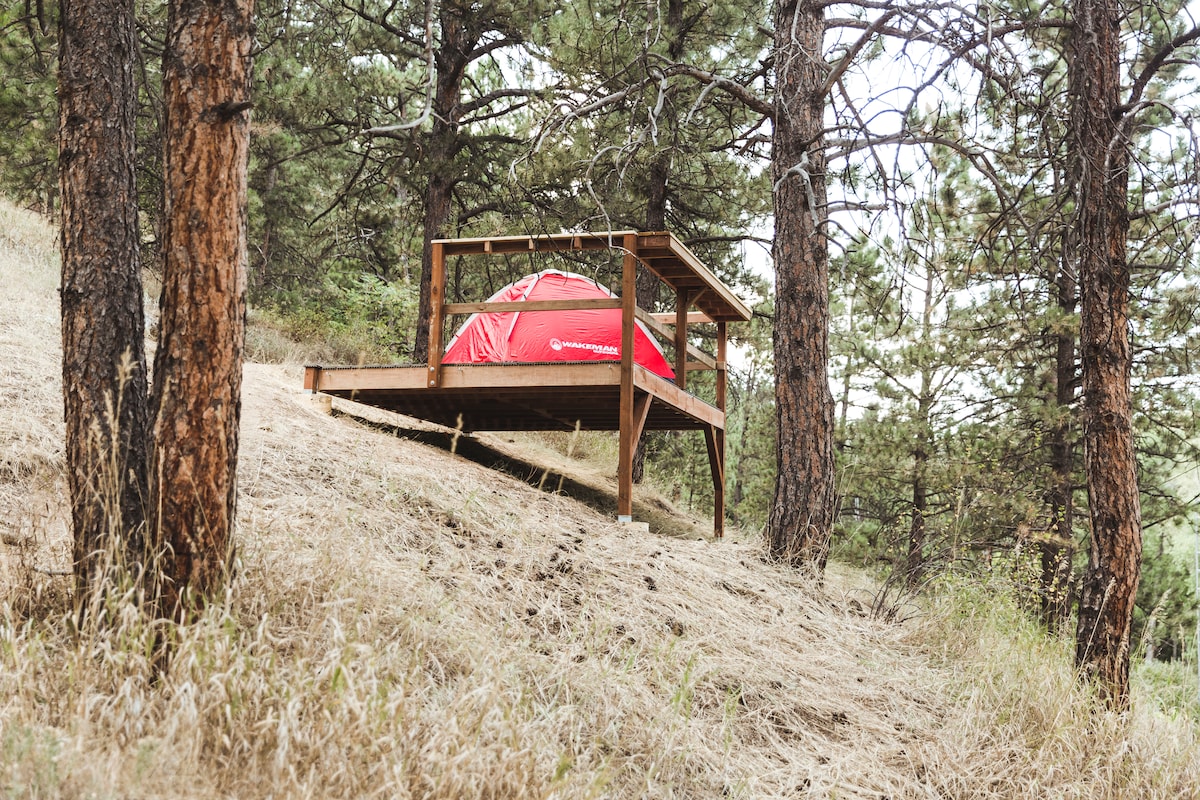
[304,362,722,432]
[303,231,751,537]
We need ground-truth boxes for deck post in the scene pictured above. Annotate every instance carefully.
[427,240,446,387]
[617,233,638,521]
[717,321,727,410]
[674,288,690,390]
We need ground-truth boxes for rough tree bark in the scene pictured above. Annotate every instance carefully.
[150,0,254,618]
[905,266,936,585]
[632,0,687,484]
[413,3,471,361]
[767,0,836,571]
[631,154,670,484]
[906,394,931,585]
[1041,250,1077,630]
[57,0,151,601]
[1070,0,1142,710]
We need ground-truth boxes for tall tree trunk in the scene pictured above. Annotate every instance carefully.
[631,154,670,483]
[906,267,936,585]
[414,162,454,361]
[767,0,835,571]
[57,0,151,603]
[906,397,931,585]
[1041,253,1078,630]
[1070,0,1141,710]
[413,6,469,361]
[151,0,254,619]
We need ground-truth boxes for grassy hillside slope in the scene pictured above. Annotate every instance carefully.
[1,199,1197,799]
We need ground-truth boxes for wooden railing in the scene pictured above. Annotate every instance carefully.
[425,231,732,535]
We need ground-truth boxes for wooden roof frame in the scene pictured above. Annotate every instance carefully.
[435,231,752,323]
[305,230,751,537]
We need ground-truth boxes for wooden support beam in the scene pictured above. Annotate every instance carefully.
[651,311,714,325]
[633,395,652,450]
[443,298,621,315]
[717,321,727,412]
[704,424,726,538]
[634,307,716,370]
[633,363,724,428]
[633,306,673,342]
[618,233,638,521]
[427,240,446,388]
[675,288,690,390]
[635,232,750,321]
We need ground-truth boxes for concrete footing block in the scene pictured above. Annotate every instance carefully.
[309,393,333,415]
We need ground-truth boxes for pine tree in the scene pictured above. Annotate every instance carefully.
[767,0,835,571]
[149,0,254,619]
[57,0,152,605]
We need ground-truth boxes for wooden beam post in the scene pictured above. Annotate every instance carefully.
[717,321,727,411]
[618,233,638,522]
[632,393,653,452]
[704,424,726,538]
[675,288,691,390]
[426,240,446,387]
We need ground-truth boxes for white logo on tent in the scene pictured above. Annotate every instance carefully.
[555,340,619,356]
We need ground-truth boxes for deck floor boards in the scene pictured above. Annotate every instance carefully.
[304,361,721,433]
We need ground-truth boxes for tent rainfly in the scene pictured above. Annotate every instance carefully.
[442,270,675,379]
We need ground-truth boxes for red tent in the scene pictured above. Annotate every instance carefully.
[442,270,675,379]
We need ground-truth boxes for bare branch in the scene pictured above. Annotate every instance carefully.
[467,34,524,63]
[360,0,437,136]
[1121,24,1200,113]
[821,9,901,98]
[659,62,774,117]
[458,88,540,117]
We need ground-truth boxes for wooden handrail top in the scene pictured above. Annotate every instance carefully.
[443,298,622,315]
[633,307,718,371]
[651,311,714,325]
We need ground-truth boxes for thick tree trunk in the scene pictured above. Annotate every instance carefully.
[413,6,469,361]
[767,0,836,571]
[1070,0,1141,710]
[414,164,454,361]
[631,154,670,484]
[151,0,254,619]
[57,0,151,602]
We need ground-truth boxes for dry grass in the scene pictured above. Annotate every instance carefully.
[2,197,1198,798]
[0,200,68,583]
